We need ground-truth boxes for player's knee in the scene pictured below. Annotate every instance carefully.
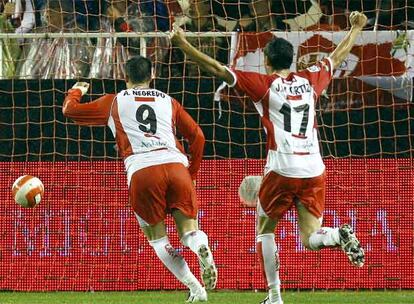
[299,229,314,249]
[299,221,322,250]
[257,225,274,235]
[145,230,167,242]
[257,216,277,235]
[141,224,167,241]
[172,209,198,239]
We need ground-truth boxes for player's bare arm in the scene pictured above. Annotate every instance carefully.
[329,11,367,69]
[170,24,235,85]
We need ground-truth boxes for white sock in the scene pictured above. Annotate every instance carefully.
[308,227,341,250]
[149,236,202,290]
[257,234,282,302]
[181,230,209,253]
[181,230,215,266]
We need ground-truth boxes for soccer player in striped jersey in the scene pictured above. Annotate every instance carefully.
[62,56,217,302]
[171,11,367,304]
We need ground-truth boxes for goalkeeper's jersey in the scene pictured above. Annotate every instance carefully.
[225,57,334,178]
[62,87,205,184]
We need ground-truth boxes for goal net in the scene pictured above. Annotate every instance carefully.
[0,0,413,291]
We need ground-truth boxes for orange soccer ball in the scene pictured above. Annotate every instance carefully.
[12,175,44,208]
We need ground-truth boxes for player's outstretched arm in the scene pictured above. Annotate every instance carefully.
[63,82,115,126]
[329,11,367,69]
[170,24,235,85]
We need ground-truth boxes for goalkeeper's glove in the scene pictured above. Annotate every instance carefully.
[72,82,90,96]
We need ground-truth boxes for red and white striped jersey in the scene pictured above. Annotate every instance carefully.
[63,87,205,184]
[226,57,334,178]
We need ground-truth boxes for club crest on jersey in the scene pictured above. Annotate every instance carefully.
[321,61,330,72]
[306,65,321,73]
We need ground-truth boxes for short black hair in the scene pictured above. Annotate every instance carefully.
[263,37,294,70]
[125,56,152,84]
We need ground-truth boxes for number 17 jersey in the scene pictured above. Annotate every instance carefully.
[226,57,334,178]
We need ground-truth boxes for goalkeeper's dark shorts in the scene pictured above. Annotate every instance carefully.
[129,163,198,226]
[258,170,326,221]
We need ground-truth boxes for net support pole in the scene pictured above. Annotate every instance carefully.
[374,0,383,31]
[140,37,147,57]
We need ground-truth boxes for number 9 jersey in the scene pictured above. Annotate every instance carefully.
[225,57,334,178]
[109,89,175,155]
[62,87,205,185]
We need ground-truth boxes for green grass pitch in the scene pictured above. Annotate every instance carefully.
[0,291,413,304]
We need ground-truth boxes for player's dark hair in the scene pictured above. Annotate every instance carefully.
[264,37,294,70]
[125,56,152,84]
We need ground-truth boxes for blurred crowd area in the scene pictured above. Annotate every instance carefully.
[0,0,412,79]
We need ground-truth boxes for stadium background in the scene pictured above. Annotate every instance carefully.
[0,0,413,294]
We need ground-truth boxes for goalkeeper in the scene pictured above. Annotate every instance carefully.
[171,11,367,304]
[62,56,217,303]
